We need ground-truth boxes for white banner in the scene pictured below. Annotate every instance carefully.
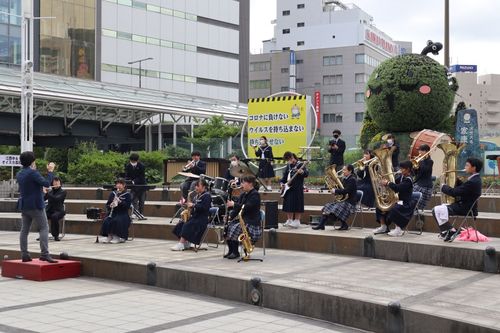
[0,155,21,167]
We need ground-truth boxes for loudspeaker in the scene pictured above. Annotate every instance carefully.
[261,200,278,229]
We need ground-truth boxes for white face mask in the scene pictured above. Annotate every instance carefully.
[230,160,238,166]
[387,139,394,145]
[130,162,137,166]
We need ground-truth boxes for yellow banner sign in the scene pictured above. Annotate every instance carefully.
[247,95,310,159]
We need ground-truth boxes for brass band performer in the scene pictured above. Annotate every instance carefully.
[180,151,206,201]
[224,175,262,259]
[100,178,132,243]
[171,179,212,251]
[355,149,375,208]
[412,144,434,210]
[254,136,275,191]
[280,152,308,229]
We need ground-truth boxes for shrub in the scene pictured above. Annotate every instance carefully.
[67,151,127,185]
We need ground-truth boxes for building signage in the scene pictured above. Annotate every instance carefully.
[455,109,480,169]
[314,91,321,129]
[0,155,21,167]
[364,29,400,55]
[449,64,478,73]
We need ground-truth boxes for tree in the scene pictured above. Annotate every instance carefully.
[185,116,241,156]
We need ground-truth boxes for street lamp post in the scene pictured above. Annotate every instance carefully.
[128,57,153,88]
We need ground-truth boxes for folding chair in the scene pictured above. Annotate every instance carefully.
[349,190,364,229]
[128,204,135,241]
[406,192,423,235]
[197,207,224,250]
[48,204,66,241]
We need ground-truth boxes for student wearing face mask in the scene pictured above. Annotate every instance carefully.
[328,129,346,172]
[384,134,400,170]
[225,154,241,184]
[254,136,275,191]
[124,153,147,215]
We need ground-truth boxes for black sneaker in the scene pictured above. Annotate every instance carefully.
[22,255,32,262]
[39,256,58,263]
[445,229,460,242]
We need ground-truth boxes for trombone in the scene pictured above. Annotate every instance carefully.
[410,146,437,169]
[353,157,377,172]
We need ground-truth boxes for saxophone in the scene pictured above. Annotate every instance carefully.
[324,164,348,201]
[437,142,464,205]
[180,191,196,222]
[237,204,254,261]
[368,146,399,211]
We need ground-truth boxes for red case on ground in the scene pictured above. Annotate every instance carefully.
[1,259,81,281]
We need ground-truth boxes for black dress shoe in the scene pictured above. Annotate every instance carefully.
[227,253,240,259]
[312,225,325,230]
[223,252,231,258]
[337,223,349,231]
[39,256,58,263]
[445,229,460,242]
[54,237,60,241]
[22,255,32,262]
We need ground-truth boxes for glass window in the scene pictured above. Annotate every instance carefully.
[161,40,173,48]
[296,59,303,64]
[102,29,117,38]
[297,4,305,9]
[132,1,146,9]
[281,86,289,92]
[355,112,364,122]
[132,34,146,43]
[296,78,303,83]
[297,41,304,46]
[282,47,290,51]
[249,61,271,72]
[323,75,342,85]
[282,10,290,16]
[323,94,342,104]
[281,68,289,73]
[282,28,290,34]
[146,69,159,78]
[116,31,132,40]
[185,75,196,83]
[355,93,365,103]
[323,55,342,66]
[147,4,160,12]
[323,113,341,123]
[249,80,271,90]
[147,37,160,45]
[160,72,173,80]
[117,0,132,6]
[173,74,185,81]
[355,53,365,64]
[185,44,196,52]
[355,73,368,83]
[102,63,117,72]
[117,65,131,74]
[161,7,173,15]
[297,22,305,27]
[173,10,185,19]
[172,42,184,50]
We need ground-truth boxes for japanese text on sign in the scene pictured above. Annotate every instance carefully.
[0,155,21,167]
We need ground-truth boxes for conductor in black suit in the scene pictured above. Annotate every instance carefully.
[124,153,147,214]
[328,129,346,171]
[432,157,483,242]
[180,151,207,201]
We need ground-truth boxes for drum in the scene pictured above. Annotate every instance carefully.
[212,177,229,195]
[200,174,214,188]
[409,129,452,176]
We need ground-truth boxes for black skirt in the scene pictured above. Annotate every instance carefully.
[282,186,305,213]
[173,219,208,245]
[258,159,275,178]
[100,212,131,240]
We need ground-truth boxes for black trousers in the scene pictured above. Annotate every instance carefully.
[46,211,65,238]
[131,189,146,214]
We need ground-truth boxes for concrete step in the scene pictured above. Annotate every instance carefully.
[0,230,499,333]
[0,212,498,274]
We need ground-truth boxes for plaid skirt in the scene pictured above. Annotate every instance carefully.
[226,220,262,243]
[414,184,433,210]
[322,201,354,223]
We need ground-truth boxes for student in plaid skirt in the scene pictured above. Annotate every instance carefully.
[312,164,357,231]
[224,175,262,259]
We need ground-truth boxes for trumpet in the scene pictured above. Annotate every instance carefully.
[182,160,196,171]
[354,157,377,171]
[442,168,466,174]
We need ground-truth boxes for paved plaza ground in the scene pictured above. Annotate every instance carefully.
[0,274,363,333]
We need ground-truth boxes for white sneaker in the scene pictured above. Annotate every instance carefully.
[183,242,191,250]
[110,236,121,244]
[288,219,300,229]
[373,225,388,234]
[171,243,185,251]
[284,219,291,227]
[388,227,404,237]
[118,238,126,243]
[100,236,112,243]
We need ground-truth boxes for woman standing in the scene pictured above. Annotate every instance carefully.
[280,152,308,228]
[254,136,275,191]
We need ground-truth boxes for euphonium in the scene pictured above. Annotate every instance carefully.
[368,146,399,211]
[237,205,254,261]
[180,191,196,222]
[325,164,348,201]
[437,142,464,205]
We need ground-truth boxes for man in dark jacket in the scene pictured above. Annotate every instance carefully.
[16,151,57,263]
[328,129,346,171]
[432,157,482,242]
[124,153,147,215]
[44,177,66,241]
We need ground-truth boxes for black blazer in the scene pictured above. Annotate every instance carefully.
[328,138,346,166]
[124,162,146,185]
[388,175,413,206]
[45,187,66,214]
[255,145,273,160]
[280,162,309,186]
[442,174,482,216]
[230,188,261,226]
[335,174,357,205]
[186,160,206,176]
[414,158,434,188]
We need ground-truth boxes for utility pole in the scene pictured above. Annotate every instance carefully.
[20,1,34,152]
[444,0,450,68]
[128,57,153,88]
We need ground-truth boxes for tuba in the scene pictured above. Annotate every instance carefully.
[180,191,196,222]
[368,147,399,211]
[437,142,464,205]
[237,205,254,261]
[325,165,348,201]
